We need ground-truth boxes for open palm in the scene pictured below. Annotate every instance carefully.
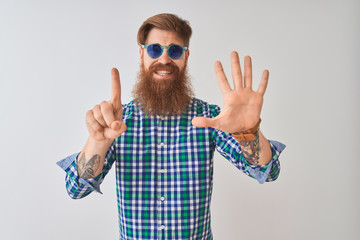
[192,52,268,133]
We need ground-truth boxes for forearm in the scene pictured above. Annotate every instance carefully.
[238,130,272,166]
[77,137,114,179]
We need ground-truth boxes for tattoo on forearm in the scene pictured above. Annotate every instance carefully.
[77,153,101,179]
[239,130,260,165]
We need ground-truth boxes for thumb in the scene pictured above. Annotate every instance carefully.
[191,117,215,128]
[110,120,127,135]
[104,121,127,140]
[107,121,127,138]
[111,120,122,131]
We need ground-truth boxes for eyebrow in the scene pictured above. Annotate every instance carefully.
[148,42,186,47]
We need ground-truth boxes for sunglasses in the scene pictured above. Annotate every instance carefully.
[141,43,188,60]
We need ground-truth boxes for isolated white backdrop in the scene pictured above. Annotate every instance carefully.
[1,0,359,239]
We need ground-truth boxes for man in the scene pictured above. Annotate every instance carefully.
[57,13,285,240]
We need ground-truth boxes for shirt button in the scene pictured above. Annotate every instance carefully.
[158,225,165,230]
[159,142,165,147]
[160,197,165,201]
[160,116,165,120]
[159,169,166,173]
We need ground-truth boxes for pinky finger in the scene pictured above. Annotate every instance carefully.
[257,70,269,95]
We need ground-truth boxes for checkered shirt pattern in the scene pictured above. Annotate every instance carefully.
[57,98,285,240]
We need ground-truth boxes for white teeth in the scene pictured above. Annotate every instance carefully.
[156,71,171,75]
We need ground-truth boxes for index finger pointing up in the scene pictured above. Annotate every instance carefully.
[110,68,121,105]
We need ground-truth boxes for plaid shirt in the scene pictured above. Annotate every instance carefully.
[57,98,285,240]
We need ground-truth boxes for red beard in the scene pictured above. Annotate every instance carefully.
[132,61,193,116]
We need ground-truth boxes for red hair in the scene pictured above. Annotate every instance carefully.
[137,13,192,47]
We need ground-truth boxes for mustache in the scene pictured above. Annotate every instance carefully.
[149,62,180,73]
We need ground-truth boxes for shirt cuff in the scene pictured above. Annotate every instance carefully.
[244,140,286,184]
[57,153,103,194]
[246,160,273,184]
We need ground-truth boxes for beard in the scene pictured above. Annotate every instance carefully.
[132,61,194,116]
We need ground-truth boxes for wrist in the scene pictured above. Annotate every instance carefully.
[232,118,261,141]
[82,136,114,156]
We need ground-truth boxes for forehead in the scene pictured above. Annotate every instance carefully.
[146,28,185,46]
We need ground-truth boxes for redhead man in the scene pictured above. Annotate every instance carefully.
[58,13,285,240]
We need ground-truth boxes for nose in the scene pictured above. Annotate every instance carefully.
[157,49,172,64]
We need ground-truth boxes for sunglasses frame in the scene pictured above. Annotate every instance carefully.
[141,43,188,60]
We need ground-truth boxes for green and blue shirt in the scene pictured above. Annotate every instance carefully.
[57,98,285,240]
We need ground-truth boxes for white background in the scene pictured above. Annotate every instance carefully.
[1,0,359,239]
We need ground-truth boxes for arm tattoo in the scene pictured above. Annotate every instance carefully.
[77,153,101,179]
[239,129,260,165]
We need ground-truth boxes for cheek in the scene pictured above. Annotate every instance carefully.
[140,51,150,68]
[143,56,156,70]
[176,60,186,71]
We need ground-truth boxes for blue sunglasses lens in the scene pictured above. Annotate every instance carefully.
[147,44,163,59]
[146,44,184,60]
[168,45,183,60]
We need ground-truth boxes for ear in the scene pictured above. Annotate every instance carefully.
[185,49,190,62]
[139,47,144,63]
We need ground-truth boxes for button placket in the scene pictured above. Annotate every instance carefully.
[156,115,167,235]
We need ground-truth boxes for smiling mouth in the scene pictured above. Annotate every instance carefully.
[154,70,173,78]
[156,70,172,75]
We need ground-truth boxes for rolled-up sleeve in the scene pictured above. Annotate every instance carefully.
[213,128,286,184]
[57,142,116,199]
[243,140,286,183]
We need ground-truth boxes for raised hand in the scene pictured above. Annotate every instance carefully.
[85,68,127,141]
[192,52,268,133]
